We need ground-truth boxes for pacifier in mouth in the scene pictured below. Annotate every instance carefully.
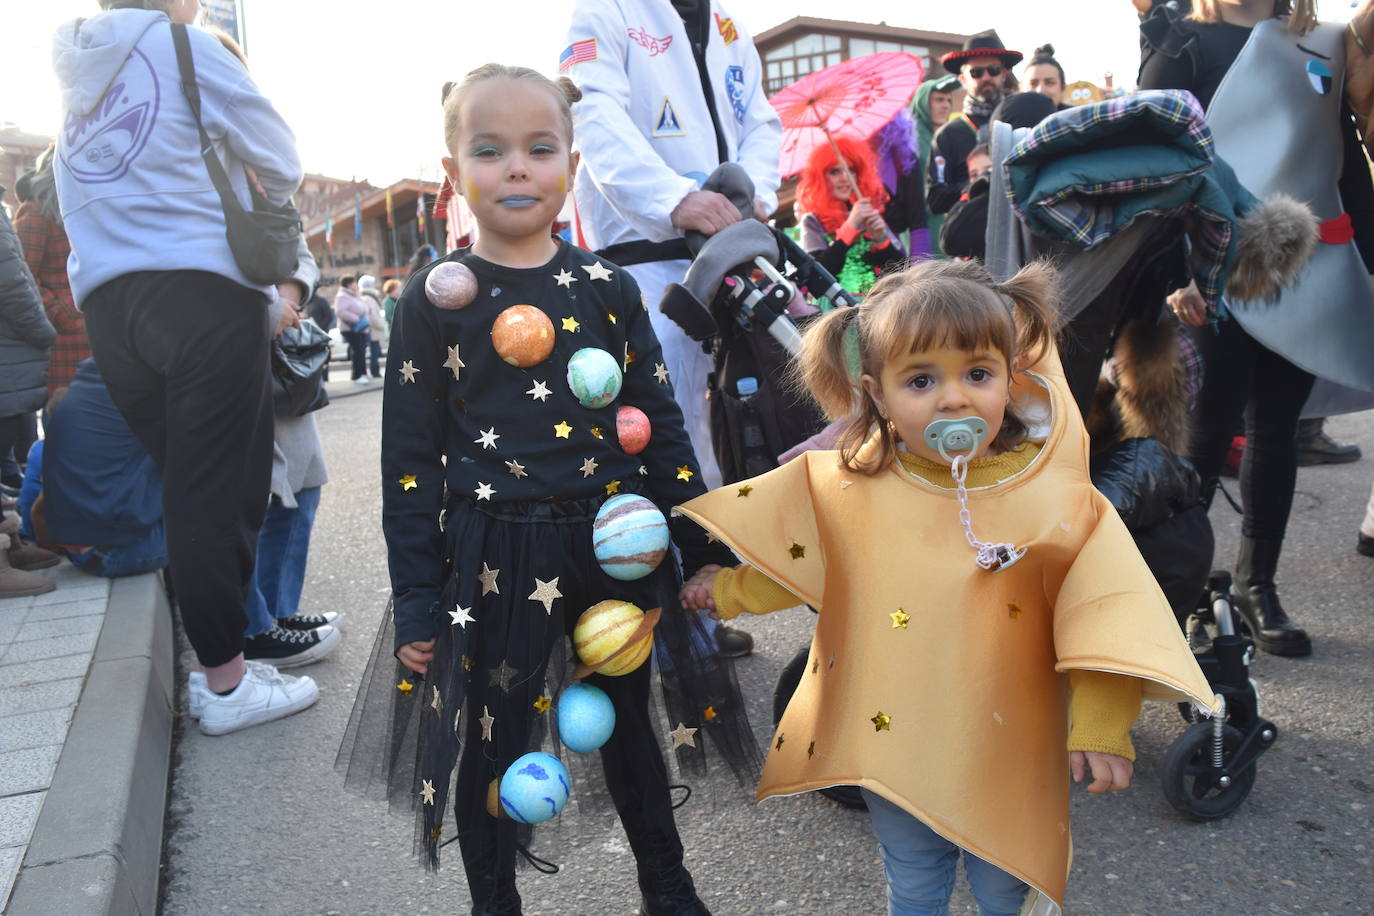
[924,417,989,464]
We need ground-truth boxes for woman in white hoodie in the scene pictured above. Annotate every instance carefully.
[53,0,314,736]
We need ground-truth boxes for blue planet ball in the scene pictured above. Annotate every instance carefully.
[567,347,623,409]
[557,683,617,753]
[592,494,670,581]
[499,752,571,824]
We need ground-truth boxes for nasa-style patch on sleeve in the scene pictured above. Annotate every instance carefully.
[653,97,685,137]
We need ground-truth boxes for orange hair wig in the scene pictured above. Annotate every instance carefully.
[796,136,889,235]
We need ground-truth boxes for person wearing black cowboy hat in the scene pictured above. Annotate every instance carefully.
[926,30,1023,217]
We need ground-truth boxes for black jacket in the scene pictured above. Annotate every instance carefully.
[926,118,980,215]
[0,193,55,417]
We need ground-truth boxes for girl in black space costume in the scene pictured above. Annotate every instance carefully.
[337,65,758,915]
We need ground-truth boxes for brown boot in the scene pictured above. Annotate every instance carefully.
[0,541,55,598]
[6,531,60,571]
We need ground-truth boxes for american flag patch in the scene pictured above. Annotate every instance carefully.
[559,38,598,72]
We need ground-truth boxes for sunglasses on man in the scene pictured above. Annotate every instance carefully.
[965,64,1004,78]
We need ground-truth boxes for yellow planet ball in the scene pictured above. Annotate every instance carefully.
[486,778,506,819]
[491,305,555,367]
[573,600,654,677]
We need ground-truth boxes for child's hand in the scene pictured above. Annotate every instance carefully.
[397,639,436,676]
[679,564,723,616]
[1070,750,1134,793]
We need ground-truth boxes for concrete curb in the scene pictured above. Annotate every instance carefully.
[6,574,173,916]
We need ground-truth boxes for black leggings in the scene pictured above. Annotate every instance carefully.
[1189,317,1315,541]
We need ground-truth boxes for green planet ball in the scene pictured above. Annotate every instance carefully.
[567,348,623,410]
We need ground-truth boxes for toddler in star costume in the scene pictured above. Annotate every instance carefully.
[339,64,756,915]
[678,259,1217,916]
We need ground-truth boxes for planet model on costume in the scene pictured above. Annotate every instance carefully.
[566,347,623,409]
[592,494,669,581]
[573,599,659,677]
[424,261,479,310]
[486,778,506,819]
[491,305,555,367]
[556,683,617,753]
[615,405,652,454]
[498,752,571,824]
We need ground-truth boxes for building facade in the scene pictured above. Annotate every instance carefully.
[753,17,969,96]
[0,127,53,213]
[304,179,447,296]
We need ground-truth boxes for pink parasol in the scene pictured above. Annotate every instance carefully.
[771,52,925,180]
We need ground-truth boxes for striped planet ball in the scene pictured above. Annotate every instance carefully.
[566,347,623,409]
[592,494,668,581]
[573,600,653,677]
[498,752,571,824]
[556,683,616,753]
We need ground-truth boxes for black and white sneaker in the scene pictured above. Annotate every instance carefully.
[277,612,342,632]
[243,625,340,668]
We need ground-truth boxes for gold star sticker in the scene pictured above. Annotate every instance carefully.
[430,686,442,712]
[526,380,551,402]
[554,420,573,439]
[561,316,581,333]
[431,824,442,840]
[890,608,911,629]
[676,465,694,482]
[839,480,854,490]
[478,562,500,595]
[606,311,617,324]
[506,459,528,479]
[474,481,495,501]
[653,362,670,384]
[807,741,816,758]
[583,260,613,281]
[533,695,552,713]
[396,679,413,694]
[871,711,891,732]
[553,268,577,288]
[668,722,698,748]
[443,345,464,380]
[474,427,500,449]
[775,733,785,750]
[789,542,806,559]
[580,457,599,478]
[605,479,621,496]
[703,706,717,721]
[399,474,418,491]
[737,485,753,497]
[1008,601,1023,620]
[811,658,818,674]
[480,705,495,741]
[399,359,420,383]
[590,426,604,439]
[528,576,562,614]
[449,604,475,628]
[420,779,436,805]
[461,655,475,671]
[625,346,635,366]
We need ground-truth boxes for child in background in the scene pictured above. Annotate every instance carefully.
[678,258,1216,916]
[340,63,754,916]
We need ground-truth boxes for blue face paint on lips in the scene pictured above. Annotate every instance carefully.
[499,196,539,208]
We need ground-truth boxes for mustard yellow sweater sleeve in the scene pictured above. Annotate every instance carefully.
[711,565,805,620]
[1067,670,1142,761]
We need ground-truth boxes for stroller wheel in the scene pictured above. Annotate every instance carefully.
[773,644,866,811]
[1177,701,1204,725]
[1162,721,1255,821]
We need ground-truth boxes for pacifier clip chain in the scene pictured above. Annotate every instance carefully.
[950,454,1025,573]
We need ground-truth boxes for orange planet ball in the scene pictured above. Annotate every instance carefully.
[491,305,555,367]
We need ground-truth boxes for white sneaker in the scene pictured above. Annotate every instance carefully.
[353,377,371,386]
[187,670,210,719]
[197,661,319,736]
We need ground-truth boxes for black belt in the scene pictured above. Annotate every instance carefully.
[596,238,693,267]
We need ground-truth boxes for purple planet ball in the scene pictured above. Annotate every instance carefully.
[425,261,479,310]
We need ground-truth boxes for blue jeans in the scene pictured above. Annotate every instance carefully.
[243,487,321,637]
[861,789,1029,916]
[68,521,169,579]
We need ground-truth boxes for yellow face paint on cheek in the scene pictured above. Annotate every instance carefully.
[466,179,480,205]
[559,174,566,194]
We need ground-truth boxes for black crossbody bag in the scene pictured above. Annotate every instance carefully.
[170,23,301,285]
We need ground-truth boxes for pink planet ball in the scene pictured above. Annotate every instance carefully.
[491,305,555,367]
[616,405,652,455]
[425,261,478,310]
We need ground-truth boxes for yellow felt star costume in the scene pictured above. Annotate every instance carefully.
[675,348,1217,914]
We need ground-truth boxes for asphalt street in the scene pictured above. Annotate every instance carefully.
[158,387,1374,916]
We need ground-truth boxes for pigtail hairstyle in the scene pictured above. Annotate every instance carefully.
[443,63,579,154]
[797,259,1063,475]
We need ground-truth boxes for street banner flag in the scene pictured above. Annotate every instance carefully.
[386,187,394,228]
[325,215,334,250]
[354,193,363,241]
[417,190,427,233]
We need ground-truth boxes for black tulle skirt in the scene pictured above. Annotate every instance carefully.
[337,487,760,870]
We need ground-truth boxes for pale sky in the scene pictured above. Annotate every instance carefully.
[5,1,1360,185]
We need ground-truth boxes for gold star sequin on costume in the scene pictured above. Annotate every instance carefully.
[478,562,500,595]
[526,380,552,402]
[583,260,613,281]
[506,459,528,479]
[775,733,785,750]
[789,542,806,559]
[561,316,581,333]
[669,723,698,748]
[449,604,475,628]
[474,427,500,449]
[676,465,694,482]
[703,706,717,721]
[1008,601,1023,620]
[605,480,621,496]
[480,706,495,741]
[399,360,420,383]
[420,779,436,805]
[653,363,670,384]
[528,577,562,614]
[890,608,911,629]
[738,485,753,498]
[607,311,617,324]
[580,457,599,478]
[554,421,573,439]
[474,481,495,501]
[590,426,604,439]
[807,741,816,758]
[443,345,465,381]
[399,474,418,491]
[397,679,413,694]
[533,695,552,713]
[490,661,518,692]
[871,711,891,732]
[554,268,577,288]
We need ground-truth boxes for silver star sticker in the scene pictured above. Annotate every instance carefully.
[580,457,599,478]
[474,481,495,501]
[582,260,613,281]
[430,686,442,712]
[489,660,518,692]
[420,778,436,805]
[653,362,670,384]
[454,708,462,734]
[474,427,500,449]
[506,459,528,479]
[478,562,500,595]
[668,722,698,748]
[480,706,495,741]
[554,268,577,288]
[528,576,562,614]
[526,380,551,402]
[399,359,420,383]
[443,345,465,381]
[449,604,475,628]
